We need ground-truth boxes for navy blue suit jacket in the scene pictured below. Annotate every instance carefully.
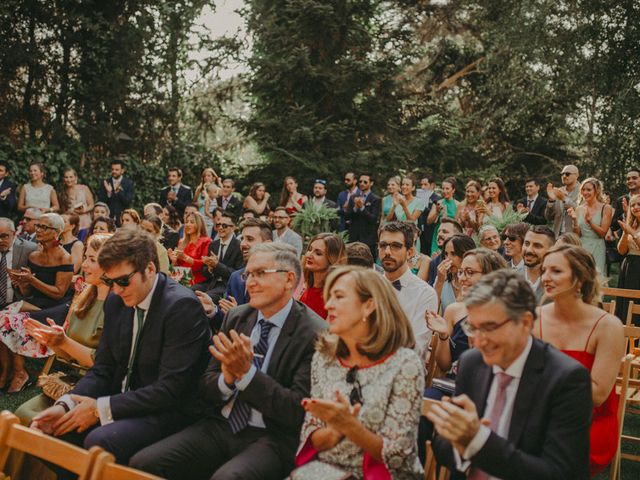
[0,179,17,218]
[70,273,211,420]
[99,176,135,226]
[159,185,193,217]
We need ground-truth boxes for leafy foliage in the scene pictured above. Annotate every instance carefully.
[292,202,339,242]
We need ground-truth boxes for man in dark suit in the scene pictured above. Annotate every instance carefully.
[0,161,17,219]
[611,167,640,234]
[516,178,548,225]
[159,167,193,218]
[345,173,381,257]
[217,178,243,218]
[31,228,211,465]
[197,211,244,301]
[131,242,326,480]
[337,171,360,232]
[98,159,135,227]
[428,270,592,479]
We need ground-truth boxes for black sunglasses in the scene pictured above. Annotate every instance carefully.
[346,366,364,406]
[502,234,519,242]
[561,172,573,177]
[100,271,137,288]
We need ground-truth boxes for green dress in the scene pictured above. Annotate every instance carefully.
[431,198,457,255]
[15,300,104,425]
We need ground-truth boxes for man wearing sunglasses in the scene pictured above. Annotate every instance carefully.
[32,228,211,466]
[545,164,580,236]
[501,222,528,273]
[131,242,326,480]
[17,207,41,242]
[345,173,381,258]
[428,270,591,479]
[197,211,243,302]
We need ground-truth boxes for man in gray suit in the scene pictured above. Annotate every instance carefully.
[0,217,38,389]
[545,164,580,236]
[272,207,303,258]
[131,243,326,479]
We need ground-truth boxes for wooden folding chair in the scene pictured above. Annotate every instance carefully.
[89,451,163,480]
[422,399,451,480]
[425,335,445,389]
[602,298,617,315]
[603,287,640,323]
[0,411,102,480]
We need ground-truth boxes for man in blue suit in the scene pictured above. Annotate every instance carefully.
[32,228,211,465]
[159,167,193,217]
[98,159,135,227]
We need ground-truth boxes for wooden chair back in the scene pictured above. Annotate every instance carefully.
[89,451,163,480]
[602,299,617,315]
[623,324,640,356]
[425,335,444,389]
[611,353,640,479]
[602,287,640,301]
[0,411,101,480]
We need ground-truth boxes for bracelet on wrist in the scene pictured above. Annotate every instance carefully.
[437,333,449,341]
[54,400,70,413]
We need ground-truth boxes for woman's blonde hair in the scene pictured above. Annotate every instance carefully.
[627,194,640,230]
[578,177,605,204]
[180,212,208,246]
[542,244,602,305]
[74,234,112,318]
[317,266,415,361]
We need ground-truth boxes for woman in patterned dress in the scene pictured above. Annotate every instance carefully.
[296,266,424,479]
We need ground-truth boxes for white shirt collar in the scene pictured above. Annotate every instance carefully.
[492,335,533,379]
[137,274,159,311]
[526,194,538,202]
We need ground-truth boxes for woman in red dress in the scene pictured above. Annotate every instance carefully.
[299,233,347,319]
[279,176,308,216]
[535,244,624,476]
[168,211,211,285]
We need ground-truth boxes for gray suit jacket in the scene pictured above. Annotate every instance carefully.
[273,228,303,258]
[9,237,38,302]
[544,186,580,236]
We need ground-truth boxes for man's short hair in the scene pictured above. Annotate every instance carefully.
[0,160,9,171]
[359,173,374,183]
[110,159,125,168]
[464,269,537,323]
[219,210,237,224]
[240,218,273,242]
[346,242,374,268]
[628,168,640,176]
[93,202,111,216]
[502,223,529,243]
[248,242,301,284]
[24,208,43,219]
[273,206,289,215]
[0,218,15,231]
[479,224,499,237]
[440,217,463,233]
[168,167,182,177]
[378,221,415,248]
[98,228,159,273]
[528,225,556,245]
[242,209,258,218]
[222,178,235,187]
[144,203,163,215]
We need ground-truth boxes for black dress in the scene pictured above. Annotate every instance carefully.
[25,260,74,325]
[615,250,640,326]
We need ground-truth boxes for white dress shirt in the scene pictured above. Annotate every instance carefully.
[454,336,534,477]
[390,268,437,357]
[3,240,14,304]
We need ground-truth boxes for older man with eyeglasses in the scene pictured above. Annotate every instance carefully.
[131,242,326,480]
[545,164,581,236]
[428,269,592,479]
[31,227,211,468]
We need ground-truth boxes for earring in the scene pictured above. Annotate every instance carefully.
[362,316,368,323]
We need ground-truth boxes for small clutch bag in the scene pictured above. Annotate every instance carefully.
[290,461,356,480]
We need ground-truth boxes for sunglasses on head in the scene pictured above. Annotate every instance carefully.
[346,366,364,406]
[100,270,137,288]
[314,179,327,185]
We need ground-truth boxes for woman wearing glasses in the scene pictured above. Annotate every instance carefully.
[14,234,111,422]
[295,266,424,479]
[299,233,347,319]
[167,211,211,285]
[535,244,623,475]
[0,213,73,393]
[418,248,508,460]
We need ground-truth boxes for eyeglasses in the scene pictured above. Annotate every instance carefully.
[461,317,513,338]
[561,172,574,177]
[346,366,364,406]
[100,271,137,288]
[34,223,57,232]
[358,179,369,184]
[378,241,405,252]
[240,269,289,281]
[457,268,482,278]
[273,215,289,220]
[314,179,327,185]
[215,223,234,229]
[502,234,519,242]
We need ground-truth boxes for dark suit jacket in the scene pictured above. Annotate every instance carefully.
[211,267,247,330]
[216,195,243,218]
[337,188,360,231]
[0,179,17,218]
[517,196,548,225]
[612,193,629,233]
[433,337,592,480]
[159,185,193,217]
[203,236,243,284]
[345,192,381,248]
[160,225,179,250]
[98,176,135,226]
[71,273,211,420]
[201,301,325,452]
